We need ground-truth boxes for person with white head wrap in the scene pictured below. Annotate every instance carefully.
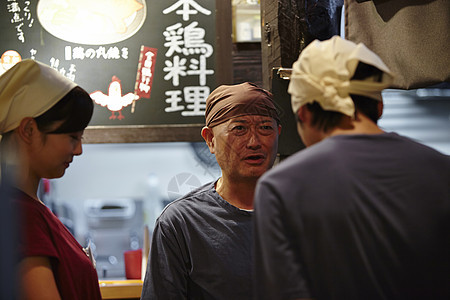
[288,35,393,117]
[253,36,450,300]
[0,59,76,136]
[0,59,101,299]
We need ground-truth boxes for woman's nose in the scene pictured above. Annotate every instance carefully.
[74,141,83,156]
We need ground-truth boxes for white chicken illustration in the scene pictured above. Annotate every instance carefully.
[90,76,139,120]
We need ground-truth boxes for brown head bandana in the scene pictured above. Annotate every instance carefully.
[205,82,280,127]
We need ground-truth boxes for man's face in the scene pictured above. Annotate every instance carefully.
[204,115,281,182]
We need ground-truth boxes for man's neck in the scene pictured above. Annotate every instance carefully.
[328,113,383,138]
[215,177,256,210]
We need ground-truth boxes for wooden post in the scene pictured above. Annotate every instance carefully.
[215,0,233,86]
[260,0,342,90]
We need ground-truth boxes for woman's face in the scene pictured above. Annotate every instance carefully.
[28,123,84,179]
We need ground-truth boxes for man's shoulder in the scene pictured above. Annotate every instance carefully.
[259,134,376,183]
[158,181,217,219]
[258,150,311,188]
[171,180,216,203]
[266,144,324,175]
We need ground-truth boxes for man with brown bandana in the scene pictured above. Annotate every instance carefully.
[141,82,281,299]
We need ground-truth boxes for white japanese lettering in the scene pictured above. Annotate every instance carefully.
[163,0,211,21]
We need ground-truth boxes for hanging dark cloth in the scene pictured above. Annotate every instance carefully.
[345,0,450,89]
[277,0,344,67]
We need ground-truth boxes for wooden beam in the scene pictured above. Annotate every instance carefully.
[215,0,233,85]
[83,124,204,144]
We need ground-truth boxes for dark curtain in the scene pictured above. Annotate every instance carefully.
[277,0,344,67]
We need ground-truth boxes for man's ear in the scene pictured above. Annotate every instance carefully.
[377,101,383,119]
[17,117,36,144]
[297,106,309,123]
[201,126,215,154]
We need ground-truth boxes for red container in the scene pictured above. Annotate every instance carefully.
[123,249,142,279]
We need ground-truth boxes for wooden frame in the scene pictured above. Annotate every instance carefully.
[83,124,205,144]
[83,0,232,144]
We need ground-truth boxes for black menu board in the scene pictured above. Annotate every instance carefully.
[0,0,216,131]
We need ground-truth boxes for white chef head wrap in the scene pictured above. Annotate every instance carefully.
[0,59,77,135]
[288,36,394,117]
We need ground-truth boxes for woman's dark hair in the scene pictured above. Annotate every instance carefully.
[304,62,384,132]
[34,86,93,134]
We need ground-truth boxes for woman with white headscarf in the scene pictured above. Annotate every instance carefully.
[0,59,101,299]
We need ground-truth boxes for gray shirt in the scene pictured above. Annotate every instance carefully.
[141,181,253,299]
[254,132,450,300]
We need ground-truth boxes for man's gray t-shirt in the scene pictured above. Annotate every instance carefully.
[254,132,450,300]
[141,181,253,300]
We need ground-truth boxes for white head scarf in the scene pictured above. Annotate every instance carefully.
[288,36,394,117]
[0,59,76,135]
